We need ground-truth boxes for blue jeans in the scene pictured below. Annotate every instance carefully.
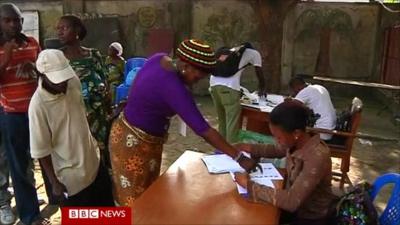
[0,141,12,207]
[0,111,40,225]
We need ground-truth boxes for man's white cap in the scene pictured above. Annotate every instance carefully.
[36,49,76,84]
[110,42,123,56]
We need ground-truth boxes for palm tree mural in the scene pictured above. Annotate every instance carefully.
[295,8,354,75]
[202,8,257,47]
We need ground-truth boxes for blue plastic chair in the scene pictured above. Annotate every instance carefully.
[370,173,400,225]
[124,67,140,86]
[114,57,146,105]
[115,84,130,105]
[124,57,147,78]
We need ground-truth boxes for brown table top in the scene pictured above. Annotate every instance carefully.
[133,151,282,225]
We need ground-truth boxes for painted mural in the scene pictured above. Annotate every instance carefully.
[201,8,257,48]
[285,4,379,80]
[295,8,355,75]
[193,1,259,49]
[192,1,260,95]
[137,6,157,28]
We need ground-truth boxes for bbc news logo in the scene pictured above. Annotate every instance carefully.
[62,207,131,225]
[68,209,126,219]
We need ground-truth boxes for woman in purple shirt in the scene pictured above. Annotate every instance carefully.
[109,39,259,206]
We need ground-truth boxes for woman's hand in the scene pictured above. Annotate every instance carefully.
[237,155,261,173]
[233,143,252,153]
[234,143,263,163]
[234,172,250,189]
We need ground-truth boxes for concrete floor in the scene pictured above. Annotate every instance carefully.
[9,93,400,225]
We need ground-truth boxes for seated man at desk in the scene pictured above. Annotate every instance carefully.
[234,101,338,225]
[288,76,336,141]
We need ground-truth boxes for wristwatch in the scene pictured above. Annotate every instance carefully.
[234,152,245,162]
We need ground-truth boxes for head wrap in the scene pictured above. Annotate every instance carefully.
[110,42,123,56]
[176,39,216,73]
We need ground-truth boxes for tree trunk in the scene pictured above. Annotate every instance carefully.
[315,27,332,75]
[169,0,192,50]
[252,0,298,93]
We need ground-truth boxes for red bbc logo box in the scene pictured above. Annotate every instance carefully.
[61,207,132,225]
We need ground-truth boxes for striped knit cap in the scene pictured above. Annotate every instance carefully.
[176,39,216,73]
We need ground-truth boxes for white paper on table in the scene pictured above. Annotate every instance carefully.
[240,102,262,110]
[253,178,275,188]
[250,163,284,180]
[240,86,250,94]
[266,94,284,105]
[259,106,275,113]
[201,154,283,179]
[201,154,246,174]
[240,87,258,102]
[240,92,285,110]
[230,172,275,194]
[177,116,187,137]
[242,101,275,111]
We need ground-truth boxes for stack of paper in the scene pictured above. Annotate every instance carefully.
[230,163,284,194]
[240,92,285,113]
[201,154,245,173]
[266,94,284,105]
[230,173,275,194]
[248,163,284,180]
[240,87,258,102]
[201,154,284,194]
[259,105,275,113]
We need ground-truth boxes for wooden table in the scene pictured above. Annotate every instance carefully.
[133,151,283,225]
[240,105,271,135]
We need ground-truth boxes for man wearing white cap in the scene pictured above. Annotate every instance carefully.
[29,49,114,206]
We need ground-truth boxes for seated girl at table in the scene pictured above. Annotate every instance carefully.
[234,101,338,225]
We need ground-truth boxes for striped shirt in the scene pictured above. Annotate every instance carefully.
[0,36,40,113]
